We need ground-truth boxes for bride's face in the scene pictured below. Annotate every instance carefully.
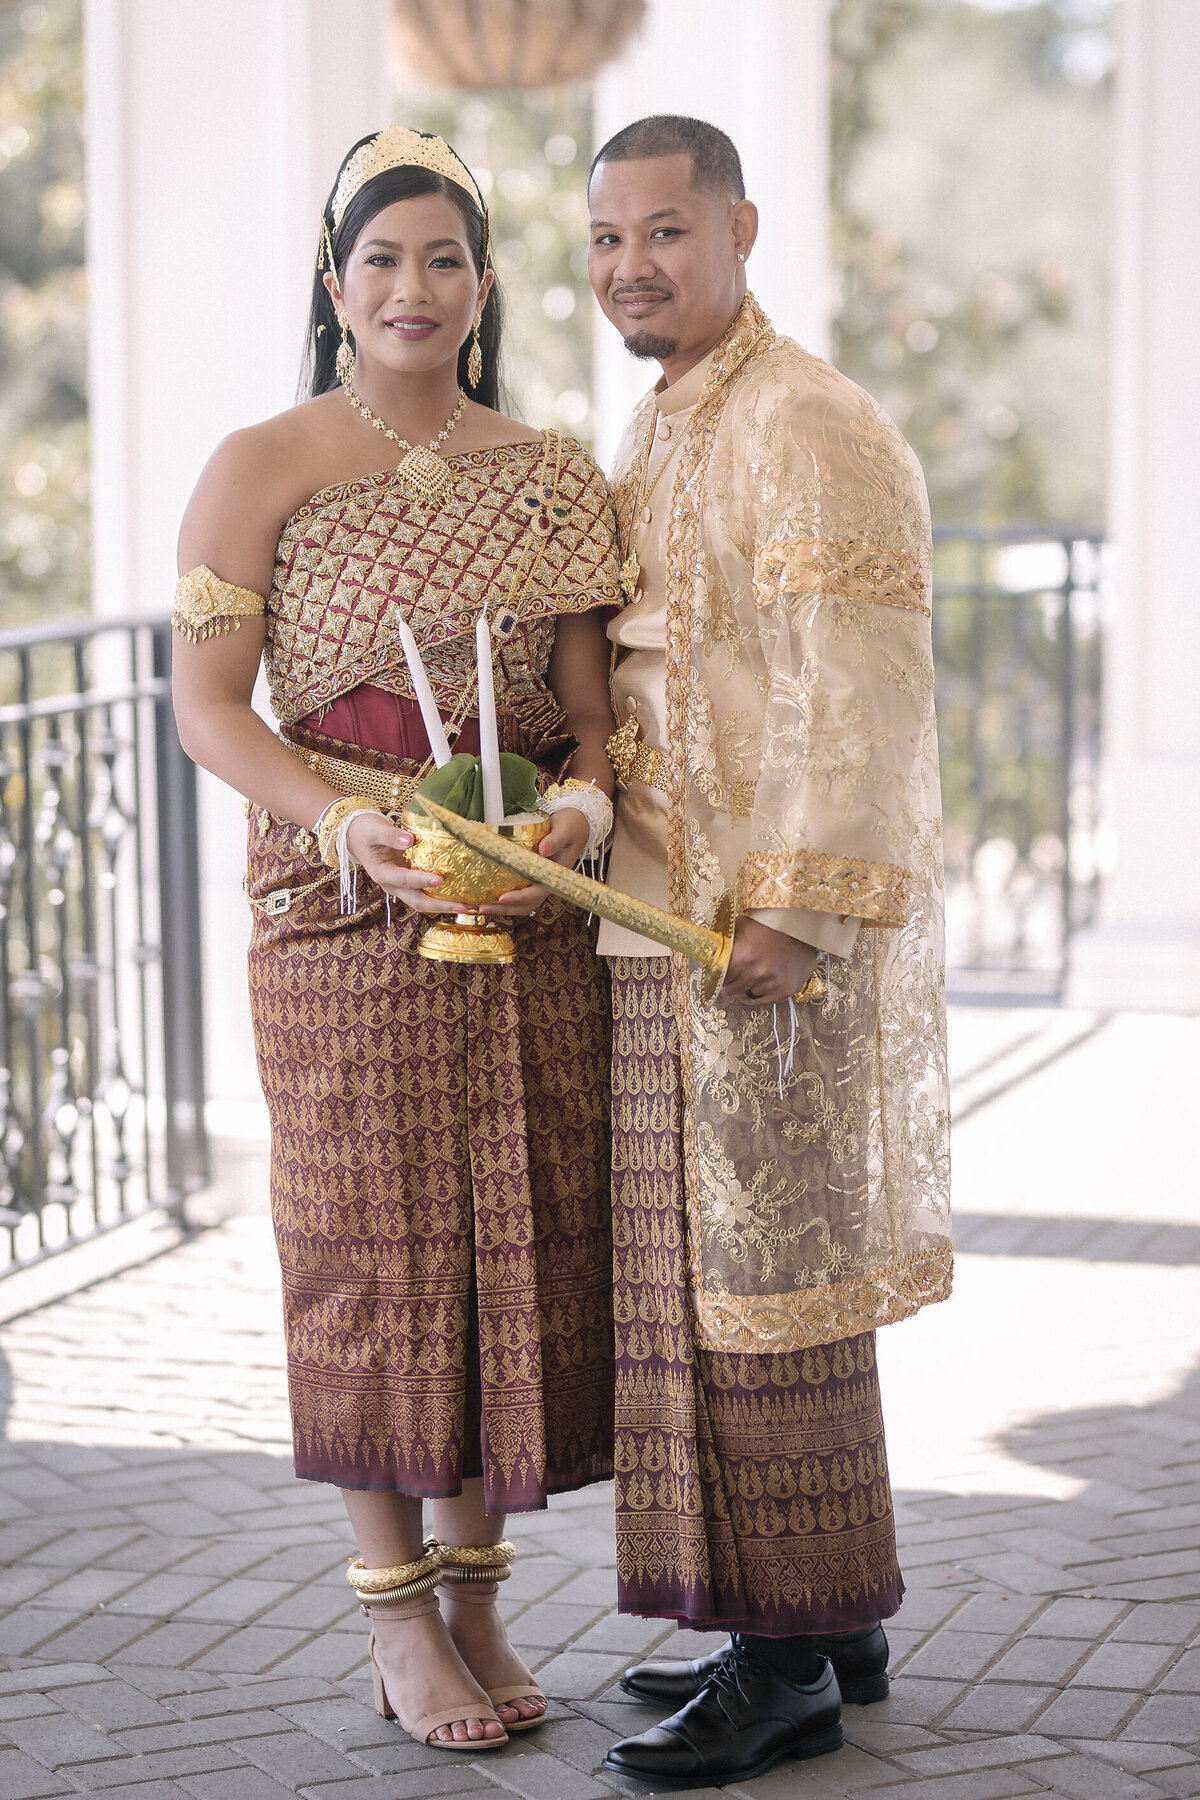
[327,191,491,381]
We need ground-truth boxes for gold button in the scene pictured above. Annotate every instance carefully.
[658,419,672,438]
[641,505,652,524]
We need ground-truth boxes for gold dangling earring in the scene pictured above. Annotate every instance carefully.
[467,316,483,389]
[336,312,356,388]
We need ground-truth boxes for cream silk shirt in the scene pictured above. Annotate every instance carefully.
[597,354,861,961]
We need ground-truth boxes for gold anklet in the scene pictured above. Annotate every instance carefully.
[346,1550,440,1606]
[436,1539,516,1584]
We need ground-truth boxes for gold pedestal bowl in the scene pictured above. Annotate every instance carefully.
[401,808,550,965]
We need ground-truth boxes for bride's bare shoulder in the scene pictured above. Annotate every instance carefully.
[179,396,344,586]
[211,394,344,488]
[456,399,544,449]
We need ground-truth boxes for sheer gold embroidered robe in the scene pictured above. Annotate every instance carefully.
[610,296,952,1356]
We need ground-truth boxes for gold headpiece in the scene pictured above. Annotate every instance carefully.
[328,126,489,263]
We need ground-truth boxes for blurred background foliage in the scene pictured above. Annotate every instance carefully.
[832,0,1114,526]
[0,0,1115,627]
[0,0,86,629]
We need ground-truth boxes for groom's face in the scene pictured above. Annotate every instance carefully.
[587,154,754,371]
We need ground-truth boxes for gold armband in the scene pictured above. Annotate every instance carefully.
[172,565,267,644]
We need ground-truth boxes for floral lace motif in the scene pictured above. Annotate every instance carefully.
[611,293,951,1355]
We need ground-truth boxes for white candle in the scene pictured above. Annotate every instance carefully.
[396,614,451,767]
[475,607,503,826]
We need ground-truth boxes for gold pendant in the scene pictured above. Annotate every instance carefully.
[397,444,452,506]
[618,552,641,605]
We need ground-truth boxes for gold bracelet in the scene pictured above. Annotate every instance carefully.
[316,794,380,868]
[346,1551,440,1596]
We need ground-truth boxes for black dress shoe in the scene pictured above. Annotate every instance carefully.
[619,1641,730,1707]
[619,1621,890,1707]
[603,1640,843,1789]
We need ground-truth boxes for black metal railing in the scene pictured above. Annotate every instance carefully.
[933,528,1106,1002]
[0,615,207,1275]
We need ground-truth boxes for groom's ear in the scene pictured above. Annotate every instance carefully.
[732,200,759,267]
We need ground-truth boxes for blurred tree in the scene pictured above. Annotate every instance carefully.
[0,0,87,627]
[391,76,595,442]
[832,0,1115,527]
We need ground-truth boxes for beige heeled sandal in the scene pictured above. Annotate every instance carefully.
[436,1539,547,1732]
[348,1551,507,1752]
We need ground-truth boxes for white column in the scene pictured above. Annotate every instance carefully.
[84,0,392,619]
[1068,0,1200,1013]
[591,0,830,467]
[83,0,392,1109]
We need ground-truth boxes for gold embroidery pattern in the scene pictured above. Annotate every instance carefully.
[737,848,911,927]
[611,961,902,1624]
[606,294,951,1356]
[753,538,929,615]
[265,436,622,725]
[172,565,266,644]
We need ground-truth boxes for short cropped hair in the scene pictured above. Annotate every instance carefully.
[589,114,745,201]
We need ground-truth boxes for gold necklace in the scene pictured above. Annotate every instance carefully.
[342,380,467,506]
[618,404,689,605]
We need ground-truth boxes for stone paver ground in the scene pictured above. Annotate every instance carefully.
[0,1007,1197,1799]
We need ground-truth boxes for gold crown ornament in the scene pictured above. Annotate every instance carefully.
[329,125,490,263]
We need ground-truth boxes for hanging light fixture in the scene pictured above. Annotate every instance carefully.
[393,0,646,89]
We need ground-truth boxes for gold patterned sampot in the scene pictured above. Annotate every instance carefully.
[401,808,551,965]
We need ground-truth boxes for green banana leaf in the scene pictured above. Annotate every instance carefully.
[413,752,540,821]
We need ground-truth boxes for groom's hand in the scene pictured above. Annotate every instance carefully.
[721,917,818,1005]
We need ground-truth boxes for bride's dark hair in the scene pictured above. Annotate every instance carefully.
[300,140,504,409]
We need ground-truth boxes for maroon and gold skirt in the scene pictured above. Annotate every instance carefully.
[246,708,614,1508]
[610,958,903,1632]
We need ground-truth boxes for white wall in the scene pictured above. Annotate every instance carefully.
[591,0,831,466]
[1069,0,1200,1012]
[83,0,392,1107]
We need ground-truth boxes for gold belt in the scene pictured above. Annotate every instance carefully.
[606,719,669,793]
[288,741,421,814]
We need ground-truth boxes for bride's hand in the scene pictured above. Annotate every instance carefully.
[481,806,591,919]
[344,813,462,914]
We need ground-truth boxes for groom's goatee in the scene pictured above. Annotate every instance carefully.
[625,331,680,361]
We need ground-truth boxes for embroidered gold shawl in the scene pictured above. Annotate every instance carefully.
[265,432,620,724]
[612,296,951,1354]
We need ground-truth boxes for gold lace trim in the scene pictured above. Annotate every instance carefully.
[753,538,928,615]
[172,565,267,644]
[737,848,911,927]
[691,1246,954,1354]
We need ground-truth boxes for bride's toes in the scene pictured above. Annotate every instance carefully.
[498,1696,545,1723]
[432,1715,501,1744]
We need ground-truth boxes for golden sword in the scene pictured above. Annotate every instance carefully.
[410,796,735,1004]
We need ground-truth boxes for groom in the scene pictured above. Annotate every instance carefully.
[588,115,951,1787]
